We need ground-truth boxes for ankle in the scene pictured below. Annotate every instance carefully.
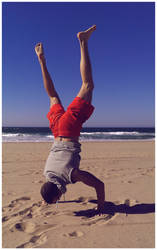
[79,39,88,48]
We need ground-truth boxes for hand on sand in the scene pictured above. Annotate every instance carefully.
[97,204,105,216]
[35,43,46,64]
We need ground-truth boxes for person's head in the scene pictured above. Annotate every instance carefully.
[40,182,62,204]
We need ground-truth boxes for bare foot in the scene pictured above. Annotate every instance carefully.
[35,42,45,63]
[77,25,96,42]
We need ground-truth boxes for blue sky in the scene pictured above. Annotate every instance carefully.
[2,2,155,127]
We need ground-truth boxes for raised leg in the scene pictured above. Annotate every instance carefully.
[77,25,96,104]
[35,43,61,108]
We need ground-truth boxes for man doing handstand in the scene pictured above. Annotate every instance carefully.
[35,25,105,214]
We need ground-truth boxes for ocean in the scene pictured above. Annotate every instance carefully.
[2,127,155,142]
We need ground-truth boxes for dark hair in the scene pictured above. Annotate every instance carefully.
[40,182,59,204]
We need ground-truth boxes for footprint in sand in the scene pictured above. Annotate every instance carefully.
[16,233,47,248]
[10,221,57,235]
[2,216,10,222]
[4,196,31,210]
[12,221,57,248]
[44,211,53,216]
[19,202,42,219]
[81,213,117,226]
[2,200,43,224]
[2,196,32,219]
[10,222,36,233]
[64,231,84,238]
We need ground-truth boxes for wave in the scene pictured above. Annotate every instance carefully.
[80,131,142,136]
[2,133,54,142]
[3,133,21,137]
[2,130,155,142]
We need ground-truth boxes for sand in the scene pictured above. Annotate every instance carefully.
[2,141,155,248]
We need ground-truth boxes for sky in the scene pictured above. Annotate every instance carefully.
[2,2,155,127]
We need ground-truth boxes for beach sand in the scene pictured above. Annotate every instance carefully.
[2,141,155,248]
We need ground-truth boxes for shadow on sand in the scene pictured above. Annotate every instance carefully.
[73,200,155,218]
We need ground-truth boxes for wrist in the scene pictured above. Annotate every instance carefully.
[98,199,104,206]
[96,182,105,204]
[38,54,46,65]
[39,58,46,67]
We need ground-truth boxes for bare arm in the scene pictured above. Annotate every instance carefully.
[72,169,105,213]
[35,43,61,106]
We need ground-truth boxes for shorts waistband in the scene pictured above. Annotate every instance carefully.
[55,136,78,142]
[53,140,81,148]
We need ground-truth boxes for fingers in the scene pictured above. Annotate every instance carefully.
[35,42,43,52]
[97,204,105,216]
[35,42,42,48]
[98,211,104,216]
